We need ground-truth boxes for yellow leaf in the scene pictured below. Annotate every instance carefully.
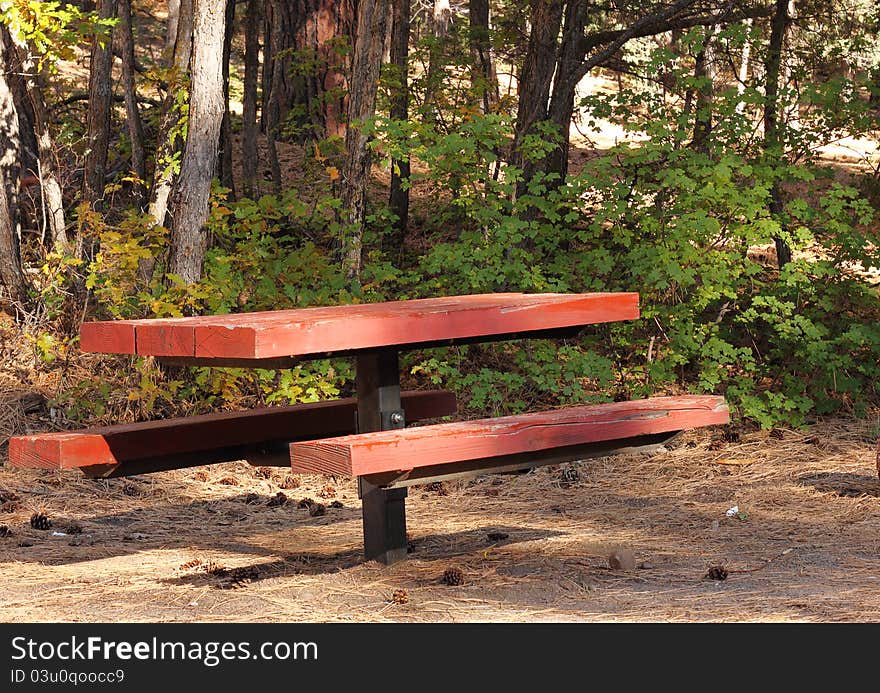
[326,166,339,181]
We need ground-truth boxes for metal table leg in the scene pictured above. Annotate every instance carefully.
[356,349,408,564]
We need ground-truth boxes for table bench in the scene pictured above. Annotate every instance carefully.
[7,293,729,564]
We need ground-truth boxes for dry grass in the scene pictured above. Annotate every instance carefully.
[2,417,879,623]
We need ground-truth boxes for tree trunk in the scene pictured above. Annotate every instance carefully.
[543,1,589,188]
[0,166,28,312]
[82,0,118,208]
[166,0,181,59]
[148,0,193,230]
[0,30,28,310]
[510,0,564,191]
[218,0,237,199]
[168,0,227,284]
[735,18,752,114]
[117,0,147,200]
[764,0,792,268]
[340,0,389,283]
[388,0,410,244]
[242,0,261,198]
[423,0,451,120]
[261,0,356,142]
[691,28,717,154]
[468,0,498,114]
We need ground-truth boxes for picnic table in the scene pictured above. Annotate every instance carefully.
[9,293,729,564]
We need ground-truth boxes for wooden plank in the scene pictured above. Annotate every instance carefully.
[79,293,640,359]
[7,390,456,473]
[290,395,729,477]
[79,320,137,354]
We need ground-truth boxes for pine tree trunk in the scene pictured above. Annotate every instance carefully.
[423,0,451,119]
[218,0,236,199]
[0,166,28,312]
[168,0,227,284]
[0,30,28,310]
[242,0,261,198]
[117,0,147,200]
[261,0,355,142]
[735,19,752,114]
[340,0,389,283]
[388,0,410,244]
[148,0,193,229]
[764,0,792,268]
[468,0,497,114]
[82,0,118,208]
[166,0,181,59]
[510,0,563,191]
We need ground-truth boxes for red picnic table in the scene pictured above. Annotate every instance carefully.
[10,293,729,564]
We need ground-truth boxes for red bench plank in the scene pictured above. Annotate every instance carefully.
[290,395,729,477]
[8,390,456,473]
[79,293,640,359]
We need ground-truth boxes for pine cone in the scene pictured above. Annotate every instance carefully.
[390,589,409,605]
[0,489,19,503]
[704,565,728,581]
[329,500,344,509]
[267,492,288,507]
[0,524,12,538]
[308,503,326,517]
[318,484,336,499]
[560,468,579,486]
[297,497,315,509]
[254,467,273,479]
[243,493,262,505]
[30,513,52,531]
[64,522,84,535]
[441,567,464,586]
[281,475,302,490]
[225,566,260,589]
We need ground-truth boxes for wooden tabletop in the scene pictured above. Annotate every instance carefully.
[80,292,639,361]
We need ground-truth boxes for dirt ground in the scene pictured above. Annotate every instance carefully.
[2,416,879,623]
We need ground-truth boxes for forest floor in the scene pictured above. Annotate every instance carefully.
[1,413,880,622]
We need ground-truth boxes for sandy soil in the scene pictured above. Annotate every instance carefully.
[1,416,879,623]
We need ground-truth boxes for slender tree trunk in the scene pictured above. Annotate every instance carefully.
[468,0,497,114]
[340,0,389,283]
[388,0,410,243]
[764,0,792,268]
[218,0,236,199]
[148,0,193,229]
[242,0,261,198]
[82,0,118,209]
[168,0,227,284]
[0,166,28,311]
[264,2,286,193]
[735,19,752,114]
[3,26,68,252]
[166,0,182,59]
[118,0,147,200]
[423,0,451,119]
[691,27,717,154]
[0,31,28,310]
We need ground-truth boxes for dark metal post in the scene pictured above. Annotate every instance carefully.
[356,349,408,564]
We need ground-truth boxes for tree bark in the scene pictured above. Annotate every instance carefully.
[0,30,28,310]
[764,0,792,268]
[148,0,193,230]
[423,0,452,120]
[510,0,563,189]
[0,166,28,311]
[261,0,356,142]
[82,0,118,208]
[242,0,261,198]
[388,0,410,243]
[168,0,227,284]
[735,19,752,114]
[117,0,147,200]
[166,0,182,59]
[468,0,498,114]
[218,0,236,199]
[340,0,389,283]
